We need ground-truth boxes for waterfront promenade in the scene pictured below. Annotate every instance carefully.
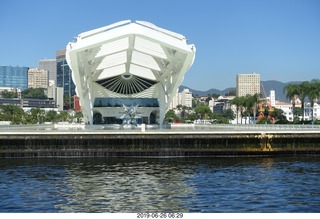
[1,124,320,157]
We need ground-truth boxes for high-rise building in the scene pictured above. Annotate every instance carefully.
[28,68,48,89]
[236,73,260,97]
[169,88,193,109]
[181,88,193,108]
[170,92,182,109]
[56,49,75,97]
[0,65,28,91]
[39,59,57,82]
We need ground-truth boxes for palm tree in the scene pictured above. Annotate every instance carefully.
[229,97,241,124]
[306,79,320,122]
[240,94,261,124]
[238,96,247,124]
[250,93,260,124]
[283,83,300,118]
[180,105,188,119]
[244,95,254,124]
[297,81,309,121]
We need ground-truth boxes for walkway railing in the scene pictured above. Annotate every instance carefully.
[199,124,320,130]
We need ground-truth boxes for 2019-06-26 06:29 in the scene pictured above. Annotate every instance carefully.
[137,213,183,218]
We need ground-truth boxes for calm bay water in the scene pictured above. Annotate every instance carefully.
[0,156,319,213]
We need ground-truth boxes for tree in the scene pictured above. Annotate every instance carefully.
[45,110,59,122]
[64,95,74,110]
[205,96,212,103]
[283,83,299,118]
[250,93,260,124]
[174,105,189,119]
[0,105,25,124]
[58,111,71,122]
[194,105,212,120]
[180,105,189,119]
[238,96,247,124]
[1,90,18,98]
[27,108,45,124]
[306,79,320,122]
[73,111,83,123]
[164,109,180,123]
[243,94,256,124]
[184,112,197,121]
[269,108,287,124]
[21,88,47,99]
[229,97,242,124]
[297,81,309,121]
[229,94,260,124]
[211,93,220,99]
[257,117,272,124]
[221,108,235,121]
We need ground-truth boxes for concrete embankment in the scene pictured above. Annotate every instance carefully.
[1,129,320,157]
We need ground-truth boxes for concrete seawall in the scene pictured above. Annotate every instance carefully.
[1,129,320,157]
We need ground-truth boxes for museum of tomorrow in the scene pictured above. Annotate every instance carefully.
[66,20,196,125]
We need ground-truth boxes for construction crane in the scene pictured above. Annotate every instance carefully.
[258,83,275,123]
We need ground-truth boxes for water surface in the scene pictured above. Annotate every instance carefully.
[0,156,319,212]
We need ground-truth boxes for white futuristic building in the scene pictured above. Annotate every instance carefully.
[66,20,196,125]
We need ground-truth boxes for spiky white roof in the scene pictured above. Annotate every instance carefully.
[66,20,196,124]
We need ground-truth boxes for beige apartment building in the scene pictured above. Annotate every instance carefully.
[169,88,193,109]
[28,68,49,89]
[236,73,260,97]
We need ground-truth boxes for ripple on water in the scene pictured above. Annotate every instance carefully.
[0,156,319,212]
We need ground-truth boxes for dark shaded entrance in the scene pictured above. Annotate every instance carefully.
[93,112,103,124]
[150,111,157,124]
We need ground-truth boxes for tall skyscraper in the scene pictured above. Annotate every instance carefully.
[236,73,260,97]
[28,68,49,89]
[39,59,57,82]
[56,49,75,97]
[0,65,29,91]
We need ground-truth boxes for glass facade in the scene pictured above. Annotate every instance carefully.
[93,98,159,108]
[56,50,75,96]
[0,66,28,91]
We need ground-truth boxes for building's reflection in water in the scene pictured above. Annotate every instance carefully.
[58,158,194,212]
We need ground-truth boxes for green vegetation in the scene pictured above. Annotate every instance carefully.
[164,102,235,124]
[283,79,320,123]
[1,79,319,126]
[229,94,260,124]
[0,105,25,124]
[0,105,82,124]
[0,90,18,98]
[64,95,74,110]
[166,78,320,125]
[21,88,47,99]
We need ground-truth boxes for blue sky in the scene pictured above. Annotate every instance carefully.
[1,0,319,91]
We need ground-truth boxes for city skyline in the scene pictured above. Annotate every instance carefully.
[1,0,319,91]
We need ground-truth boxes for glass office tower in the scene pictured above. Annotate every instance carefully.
[56,49,75,96]
[0,65,29,91]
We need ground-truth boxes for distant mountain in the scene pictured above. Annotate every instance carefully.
[260,80,300,102]
[180,80,302,102]
[179,86,235,97]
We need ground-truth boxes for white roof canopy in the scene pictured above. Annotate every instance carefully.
[66,20,196,124]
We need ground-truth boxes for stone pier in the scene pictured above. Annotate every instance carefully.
[0,129,320,157]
